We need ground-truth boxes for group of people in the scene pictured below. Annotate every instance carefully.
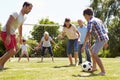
[0,2,109,76]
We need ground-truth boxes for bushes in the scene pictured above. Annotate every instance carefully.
[53,37,68,57]
[0,40,6,57]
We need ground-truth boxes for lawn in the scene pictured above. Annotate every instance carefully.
[0,58,120,80]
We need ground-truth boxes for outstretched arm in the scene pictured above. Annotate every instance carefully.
[76,30,80,39]
[57,32,65,39]
[5,15,15,45]
[81,32,91,53]
[18,25,22,44]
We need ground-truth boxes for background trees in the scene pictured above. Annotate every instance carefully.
[31,18,59,42]
[30,18,67,57]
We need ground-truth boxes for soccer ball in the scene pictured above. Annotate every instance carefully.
[81,61,92,72]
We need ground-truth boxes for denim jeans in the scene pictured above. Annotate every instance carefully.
[42,46,53,56]
[67,39,78,55]
[78,44,91,63]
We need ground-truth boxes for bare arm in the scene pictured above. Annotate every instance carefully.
[81,32,91,53]
[57,32,65,39]
[76,30,80,39]
[18,25,22,44]
[6,15,15,35]
[83,32,91,48]
[38,41,43,47]
[51,40,56,45]
[5,15,15,45]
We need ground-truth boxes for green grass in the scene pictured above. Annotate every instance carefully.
[0,58,120,80]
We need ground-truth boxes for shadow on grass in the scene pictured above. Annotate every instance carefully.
[72,73,99,77]
[53,65,74,68]
[0,67,10,72]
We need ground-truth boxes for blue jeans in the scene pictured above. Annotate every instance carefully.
[67,39,78,55]
[42,46,53,57]
[78,44,91,63]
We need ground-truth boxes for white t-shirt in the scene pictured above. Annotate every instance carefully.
[20,44,29,52]
[41,36,52,47]
[2,12,26,34]
[63,24,78,39]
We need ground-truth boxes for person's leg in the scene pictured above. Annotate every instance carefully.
[90,41,106,75]
[67,40,73,65]
[74,39,78,66]
[18,52,24,62]
[68,54,73,65]
[78,44,83,64]
[48,47,54,62]
[90,51,97,70]
[92,53,105,75]
[41,47,46,62]
[74,52,78,66]
[0,48,16,69]
[25,52,29,62]
[85,44,91,62]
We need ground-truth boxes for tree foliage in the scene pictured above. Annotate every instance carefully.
[30,18,68,57]
[31,18,59,42]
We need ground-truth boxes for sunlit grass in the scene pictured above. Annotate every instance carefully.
[0,58,120,80]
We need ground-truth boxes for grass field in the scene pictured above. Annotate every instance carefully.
[0,58,120,80]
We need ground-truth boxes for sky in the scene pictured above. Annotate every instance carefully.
[0,0,91,38]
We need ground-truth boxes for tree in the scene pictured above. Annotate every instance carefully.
[31,18,59,42]
[31,18,68,57]
[90,0,120,23]
[90,0,120,57]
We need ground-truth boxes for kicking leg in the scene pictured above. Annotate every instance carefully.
[0,48,16,69]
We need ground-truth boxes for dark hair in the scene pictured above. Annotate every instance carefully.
[63,18,72,27]
[83,8,93,16]
[23,39,26,42]
[23,2,32,7]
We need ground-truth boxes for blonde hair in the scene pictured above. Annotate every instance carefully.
[44,31,49,36]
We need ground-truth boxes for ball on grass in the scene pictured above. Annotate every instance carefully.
[81,61,92,72]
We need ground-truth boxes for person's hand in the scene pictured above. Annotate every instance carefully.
[57,34,63,39]
[5,35,11,45]
[19,37,22,44]
[104,43,108,49]
[56,45,59,48]
[81,46,85,53]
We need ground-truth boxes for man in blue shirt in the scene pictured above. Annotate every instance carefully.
[77,19,91,64]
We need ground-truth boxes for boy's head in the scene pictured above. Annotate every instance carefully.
[22,2,33,14]
[83,8,93,21]
[22,39,26,44]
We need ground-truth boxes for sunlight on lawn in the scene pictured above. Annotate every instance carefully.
[0,58,120,80]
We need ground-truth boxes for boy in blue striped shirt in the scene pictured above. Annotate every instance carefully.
[81,8,109,76]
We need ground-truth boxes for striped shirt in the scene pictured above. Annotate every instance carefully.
[87,17,109,41]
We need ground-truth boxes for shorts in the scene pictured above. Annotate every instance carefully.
[42,46,53,56]
[1,32,17,51]
[92,40,108,54]
[67,39,78,55]
[21,51,29,55]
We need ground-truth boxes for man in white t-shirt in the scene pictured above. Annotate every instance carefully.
[18,39,30,62]
[0,2,32,69]
[36,31,58,62]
